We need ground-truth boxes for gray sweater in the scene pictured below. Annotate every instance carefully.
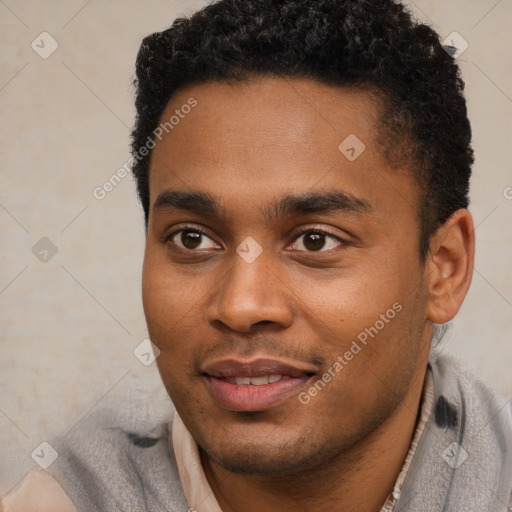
[47,354,512,511]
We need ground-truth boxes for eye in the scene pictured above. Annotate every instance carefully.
[290,230,344,252]
[167,228,219,251]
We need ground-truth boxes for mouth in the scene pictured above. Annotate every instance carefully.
[201,358,317,412]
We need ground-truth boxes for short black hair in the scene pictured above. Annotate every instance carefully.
[131,0,473,260]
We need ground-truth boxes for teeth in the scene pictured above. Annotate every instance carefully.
[250,375,269,386]
[233,375,284,386]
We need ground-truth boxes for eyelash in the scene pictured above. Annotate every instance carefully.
[163,224,347,253]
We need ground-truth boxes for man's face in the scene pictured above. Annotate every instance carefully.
[143,77,432,474]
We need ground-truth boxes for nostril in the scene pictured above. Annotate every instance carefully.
[253,320,273,327]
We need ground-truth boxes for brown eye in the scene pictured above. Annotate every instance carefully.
[168,228,219,251]
[181,230,202,249]
[291,230,343,252]
[303,233,326,251]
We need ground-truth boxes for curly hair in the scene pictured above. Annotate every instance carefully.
[131,0,473,260]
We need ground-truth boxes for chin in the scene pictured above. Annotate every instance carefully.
[203,441,316,475]
[197,421,350,476]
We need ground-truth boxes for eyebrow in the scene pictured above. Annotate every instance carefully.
[264,191,372,220]
[152,189,372,220]
[153,190,223,216]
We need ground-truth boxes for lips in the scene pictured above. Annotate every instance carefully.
[201,358,316,412]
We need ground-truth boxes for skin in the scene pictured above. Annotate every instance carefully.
[142,77,474,512]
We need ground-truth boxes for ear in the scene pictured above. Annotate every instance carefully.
[425,209,475,324]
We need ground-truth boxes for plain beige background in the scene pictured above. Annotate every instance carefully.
[1,0,511,495]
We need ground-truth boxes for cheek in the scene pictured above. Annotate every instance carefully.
[141,265,196,393]
[142,242,199,319]
[141,250,217,373]
[296,260,424,384]
[141,251,193,348]
[308,299,424,429]
[292,264,398,341]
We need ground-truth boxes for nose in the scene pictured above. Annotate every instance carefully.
[206,250,294,333]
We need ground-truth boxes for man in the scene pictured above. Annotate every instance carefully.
[2,0,511,510]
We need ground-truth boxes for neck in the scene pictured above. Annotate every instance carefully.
[201,365,428,512]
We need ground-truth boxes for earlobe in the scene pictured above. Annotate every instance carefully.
[425,209,475,324]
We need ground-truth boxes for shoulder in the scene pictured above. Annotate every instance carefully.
[430,353,512,429]
[1,468,76,512]
[1,419,186,512]
[396,353,512,511]
[43,413,188,511]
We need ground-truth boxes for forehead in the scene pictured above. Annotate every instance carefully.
[148,77,418,221]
